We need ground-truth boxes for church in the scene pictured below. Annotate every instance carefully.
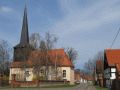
[9,6,74,85]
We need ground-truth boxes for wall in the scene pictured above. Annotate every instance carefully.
[110,68,116,79]
[61,67,74,85]
[9,66,74,84]
[104,67,116,88]
[9,68,33,83]
[70,68,75,84]
[61,67,71,81]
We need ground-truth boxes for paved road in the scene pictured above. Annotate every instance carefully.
[0,83,96,90]
[72,83,96,90]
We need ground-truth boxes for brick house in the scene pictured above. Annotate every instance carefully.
[74,70,93,84]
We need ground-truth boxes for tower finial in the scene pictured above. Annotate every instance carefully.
[20,3,29,45]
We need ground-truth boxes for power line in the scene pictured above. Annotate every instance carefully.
[110,28,120,48]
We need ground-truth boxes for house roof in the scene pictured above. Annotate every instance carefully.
[105,49,120,66]
[11,49,74,68]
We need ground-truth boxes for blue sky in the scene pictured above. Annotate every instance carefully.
[0,0,120,69]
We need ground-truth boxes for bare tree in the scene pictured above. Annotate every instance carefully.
[39,40,47,51]
[45,31,58,50]
[0,39,11,76]
[84,59,95,75]
[32,52,45,81]
[32,32,58,80]
[30,33,40,49]
[39,40,48,80]
[84,51,104,75]
[65,47,78,64]
[43,32,58,80]
[52,53,62,80]
[93,51,104,61]
[41,47,63,81]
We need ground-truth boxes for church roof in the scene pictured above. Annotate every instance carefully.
[11,49,74,68]
[31,49,74,67]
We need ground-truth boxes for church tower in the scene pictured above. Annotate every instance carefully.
[14,5,33,62]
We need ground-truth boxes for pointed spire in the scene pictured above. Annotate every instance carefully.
[20,4,29,45]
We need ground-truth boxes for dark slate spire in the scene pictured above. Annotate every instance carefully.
[20,5,29,45]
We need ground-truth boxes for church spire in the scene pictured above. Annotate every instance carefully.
[14,3,33,62]
[20,5,29,45]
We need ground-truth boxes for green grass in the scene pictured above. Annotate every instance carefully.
[40,84,77,88]
[0,84,77,89]
[96,86,108,90]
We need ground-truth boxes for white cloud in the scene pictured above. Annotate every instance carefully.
[0,6,14,13]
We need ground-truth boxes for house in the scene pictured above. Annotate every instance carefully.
[74,70,87,83]
[104,49,120,88]
[74,70,93,84]
[80,73,88,83]
[9,6,75,85]
[74,69,85,83]
[96,60,104,87]
[74,69,81,83]
[86,75,94,84]
[110,64,120,90]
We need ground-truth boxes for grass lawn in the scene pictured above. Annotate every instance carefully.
[0,84,77,90]
[40,84,77,88]
[96,86,108,90]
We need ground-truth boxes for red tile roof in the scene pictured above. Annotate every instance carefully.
[105,49,120,66]
[11,61,33,68]
[11,49,74,68]
[30,49,74,67]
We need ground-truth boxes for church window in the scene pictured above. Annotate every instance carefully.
[63,70,66,77]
